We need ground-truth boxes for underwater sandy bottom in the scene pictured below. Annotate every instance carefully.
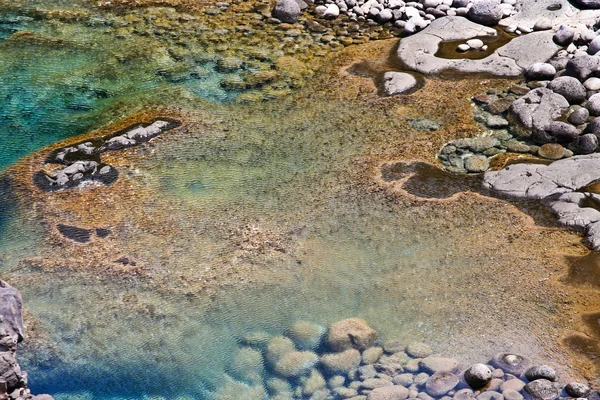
[0,39,598,399]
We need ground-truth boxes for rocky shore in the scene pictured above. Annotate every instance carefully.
[33,118,180,191]
[214,318,598,400]
[0,281,52,400]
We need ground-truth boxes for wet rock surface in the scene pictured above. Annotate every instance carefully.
[0,281,53,400]
[483,154,600,249]
[213,318,598,399]
[33,118,180,192]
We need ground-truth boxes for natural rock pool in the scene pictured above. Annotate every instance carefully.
[1,0,600,399]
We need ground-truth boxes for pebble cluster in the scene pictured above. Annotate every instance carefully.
[212,318,598,400]
[34,119,179,191]
[439,23,600,174]
[299,0,519,34]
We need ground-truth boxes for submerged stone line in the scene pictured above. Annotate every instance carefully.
[33,118,181,192]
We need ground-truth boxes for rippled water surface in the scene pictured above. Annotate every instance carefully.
[0,0,599,399]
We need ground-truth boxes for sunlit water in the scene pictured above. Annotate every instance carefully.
[0,1,595,399]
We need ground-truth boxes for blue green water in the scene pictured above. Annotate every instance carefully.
[0,10,237,170]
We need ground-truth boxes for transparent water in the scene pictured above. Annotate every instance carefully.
[0,1,597,399]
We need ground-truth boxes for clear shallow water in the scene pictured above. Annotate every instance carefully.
[0,1,594,399]
[1,90,576,399]
[0,8,238,171]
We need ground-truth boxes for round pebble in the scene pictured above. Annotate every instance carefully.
[406,342,433,358]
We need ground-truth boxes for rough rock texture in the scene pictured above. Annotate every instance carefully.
[326,318,377,351]
[397,17,559,77]
[547,76,587,104]
[467,0,503,26]
[484,154,600,249]
[507,88,569,136]
[272,0,301,23]
[464,363,492,389]
[0,280,53,400]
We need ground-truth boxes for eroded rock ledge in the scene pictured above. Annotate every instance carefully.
[0,280,52,400]
[483,154,600,249]
[33,118,181,192]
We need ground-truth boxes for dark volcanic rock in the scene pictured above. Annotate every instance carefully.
[524,365,556,382]
[548,76,587,104]
[464,363,492,389]
[544,121,579,143]
[565,55,600,81]
[524,379,558,400]
[574,133,598,154]
[571,0,600,8]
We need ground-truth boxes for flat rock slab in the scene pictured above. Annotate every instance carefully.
[484,154,600,249]
[483,154,600,199]
[397,16,559,77]
[502,0,600,30]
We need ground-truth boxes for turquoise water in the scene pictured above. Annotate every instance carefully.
[0,2,592,399]
[0,9,237,170]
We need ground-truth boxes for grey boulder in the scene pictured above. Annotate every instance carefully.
[464,364,492,389]
[547,76,587,104]
[272,0,301,23]
[526,63,556,81]
[565,55,600,81]
[524,379,558,400]
[524,365,556,382]
[586,93,600,116]
[467,0,503,26]
[383,72,418,96]
[553,25,575,46]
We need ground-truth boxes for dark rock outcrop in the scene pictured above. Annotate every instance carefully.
[0,280,53,400]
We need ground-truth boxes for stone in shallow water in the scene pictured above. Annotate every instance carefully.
[287,321,325,350]
[274,350,318,377]
[425,372,459,396]
[523,379,558,400]
[362,346,384,364]
[538,143,564,160]
[367,385,410,400]
[320,349,362,374]
[464,155,490,173]
[464,363,492,389]
[265,336,296,366]
[501,379,526,392]
[326,318,377,351]
[419,357,460,374]
[564,382,590,397]
[302,369,327,395]
[490,353,532,375]
[383,72,417,96]
[405,342,432,358]
[229,347,264,383]
[502,389,524,400]
[454,388,476,400]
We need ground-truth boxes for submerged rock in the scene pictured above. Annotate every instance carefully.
[326,318,377,351]
[464,363,492,389]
